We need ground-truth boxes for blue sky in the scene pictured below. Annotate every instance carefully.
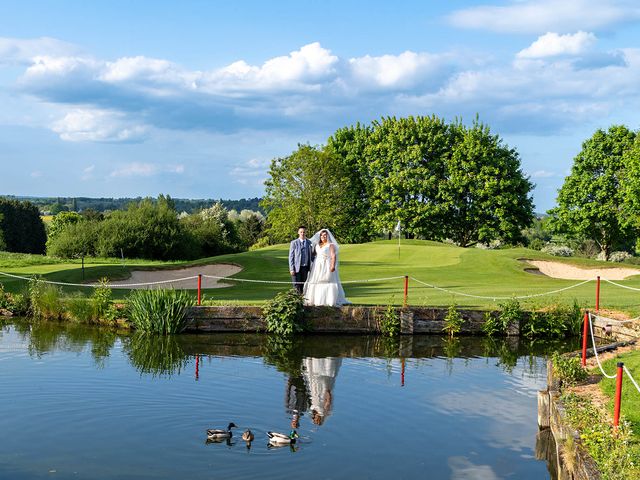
[1,0,640,211]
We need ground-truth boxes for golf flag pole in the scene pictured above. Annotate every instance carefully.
[395,220,401,259]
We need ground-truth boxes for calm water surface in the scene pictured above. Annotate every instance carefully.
[0,319,577,479]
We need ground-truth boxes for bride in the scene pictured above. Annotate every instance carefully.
[303,229,349,307]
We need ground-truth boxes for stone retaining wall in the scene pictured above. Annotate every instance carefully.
[183,305,522,334]
[537,361,602,479]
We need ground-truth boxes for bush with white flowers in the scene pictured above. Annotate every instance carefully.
[542,244,574,257]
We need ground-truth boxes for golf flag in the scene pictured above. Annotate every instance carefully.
[395,220,401,259]
[394,220,401,232]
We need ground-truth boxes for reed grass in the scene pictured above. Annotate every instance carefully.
[126,288,195,334]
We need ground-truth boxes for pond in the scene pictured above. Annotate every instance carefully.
[0,319,578,479]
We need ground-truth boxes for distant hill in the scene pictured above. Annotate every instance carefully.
[2,196,263,214]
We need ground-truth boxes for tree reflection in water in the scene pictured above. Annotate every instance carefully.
[124,332,189,377]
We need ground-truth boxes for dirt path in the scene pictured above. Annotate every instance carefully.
[528,260,640,280]
[104,264,242,289]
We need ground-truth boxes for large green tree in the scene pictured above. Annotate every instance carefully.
[97,195,185,260]
[0,198,46,254]
[622,135,640,235]
[327,123,376,243]
[439,121,534,246]
[365,115,457,239]
[261,144,351,243]
[549,125,637,258]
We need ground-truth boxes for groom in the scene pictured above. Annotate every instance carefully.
[289,226,315,294]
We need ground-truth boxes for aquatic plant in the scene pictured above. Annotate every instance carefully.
[551,352,587,385]
[496,297,522,333]
[66,293,95,323]
[126,288,194,334]
[522,300,582,338]
[28,277,66,320]
[262,289,305,338]
[0,283,29,316]
[481,311,505,336]
[443,305,464,338]
[91,278,118,322]
[377,303,400,337]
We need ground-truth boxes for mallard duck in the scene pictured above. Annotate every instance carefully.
[206,422,237,439]
[241,429,254,442]
[267,430,298,445]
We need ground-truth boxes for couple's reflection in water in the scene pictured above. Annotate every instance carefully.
[286,356,342,428]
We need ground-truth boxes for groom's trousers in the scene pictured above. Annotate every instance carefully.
[292,265,310,294]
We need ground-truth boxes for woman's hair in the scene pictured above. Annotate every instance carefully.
[319,230,329,245]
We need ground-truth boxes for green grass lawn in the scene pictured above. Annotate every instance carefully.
[2,240,640,311]
[599,350,640,438]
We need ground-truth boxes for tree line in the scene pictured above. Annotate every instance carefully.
[6,195,262,215]
[45,196,264,260]
[0,195,264,260]
[4,119,638,262]
[262,115,535,246]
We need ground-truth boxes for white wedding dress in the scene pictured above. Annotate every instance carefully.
[303,242,349,307]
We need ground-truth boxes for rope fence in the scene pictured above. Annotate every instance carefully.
[586,311,640,391]
[2,267,640,305]
[409,276,592,300]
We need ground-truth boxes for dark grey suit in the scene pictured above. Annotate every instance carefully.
[289,238,314,293]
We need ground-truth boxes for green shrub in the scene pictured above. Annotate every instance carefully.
[443,305,464,337]
[28,278,66,320]
[0,283,30,315]
[66,293,95,323]
[552,352,587,385]
[91,278,117,321]
[7,292,30,316]
[377,303,400,337]
[263,289,305,338]
[522,300,582,338]
[481,311,504,336]
[46,220,100,258]
[497,297,523,333]
[127,288,195,334]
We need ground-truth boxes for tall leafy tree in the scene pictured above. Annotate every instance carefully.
[622,135,640,235]
[261,144,351,243]
[439,121,534,246]
[46,211,82,252]
[366,115,456,239]
[327,123,375,243]
[549,125,637,258]
[0,198,46,254]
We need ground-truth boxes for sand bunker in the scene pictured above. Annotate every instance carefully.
[527,260,640,280]
[104,264,242,289]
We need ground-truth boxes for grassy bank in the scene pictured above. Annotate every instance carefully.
[599,350,640,437]
[2,240,640,311]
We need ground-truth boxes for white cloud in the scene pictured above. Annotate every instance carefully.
[0,37,78,65]
[8,37,640,140]
[109,162,185,178]
[348,51,451,90]
[448,0,640,34]
[81,165,95,181]
[517,31,597,59]
[530,170,557,178]
[230,157,270,186]
[51,109,149,143]
[30,170,43,178]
